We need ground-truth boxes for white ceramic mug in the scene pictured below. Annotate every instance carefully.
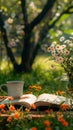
[0,81,24,98]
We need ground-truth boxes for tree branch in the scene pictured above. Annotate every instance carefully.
[21,0,28,26]
[39,5,73,43]
[49,5,73,29]
[29,0,56,30]
[0,11,17,66]
[64,5,73,14]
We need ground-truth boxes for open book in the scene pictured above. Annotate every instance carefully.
[0,93,73,110]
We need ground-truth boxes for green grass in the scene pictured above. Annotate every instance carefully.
[0,54,68,96]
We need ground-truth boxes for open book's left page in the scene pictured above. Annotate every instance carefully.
[0,94,37,109]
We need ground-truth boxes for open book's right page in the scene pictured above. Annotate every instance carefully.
[35,93,72,108]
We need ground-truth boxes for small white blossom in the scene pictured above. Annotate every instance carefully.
[51,51,56,56]
[57,49,63,54]
[7,18,13,24]
[60,36,65,42]
[64,40,71,44]
[57,30,62,35]
[56,45,61,50]
[61,45,66,49]
[64,50,70,55]
[51,47,55,51]
[57,57,63,63]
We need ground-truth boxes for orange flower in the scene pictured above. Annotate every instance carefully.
[8,96,14,100]
[44,120,50,127]
[57,115,63,122]
[57,115,68,127]
[31,104,36,110]
[61,120,68,127]
[45,109,50,114]
[56,111,61,115]
[13,112,19,119]
[56,90,65,95]
[7,116,12,122]
[0,104,5,109]
[31,127,37,130]
[1,108,6,113]
[29,86,33,89]
[45,127,52,130]
[29,86,35,89]
[35,86,42,91]
[29,85,42,91]
[9,105,15,112]
[60,104,70,111]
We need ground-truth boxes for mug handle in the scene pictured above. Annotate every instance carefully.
[0,84,7,95]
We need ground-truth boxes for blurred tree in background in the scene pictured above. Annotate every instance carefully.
[0,0,73,73]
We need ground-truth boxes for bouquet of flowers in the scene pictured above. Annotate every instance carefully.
[47,34,73,88]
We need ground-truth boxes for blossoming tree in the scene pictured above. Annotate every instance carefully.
[0,0,73,73]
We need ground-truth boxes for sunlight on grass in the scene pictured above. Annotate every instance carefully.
[0,60,12,71]
[0,54,64,72]
[33,54,64,71]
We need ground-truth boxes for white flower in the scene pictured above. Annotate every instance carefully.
[57,30,62,35]
[64,50,70,55]
[57,49,63,54]
[57,57,63,63]
[56,45,61,50]
[50,64,55,69]
[60,36,65,42]
[7,18,13,24]
[56,13,60,17]
[64,40,71,44]
[51,47,55,51]
[51,51,56,56]
[61,45,66,49]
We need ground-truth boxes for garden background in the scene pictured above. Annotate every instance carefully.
[0,0,73,130]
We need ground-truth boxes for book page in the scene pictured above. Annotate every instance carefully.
[35,93,71,107]
[0,94,37,108]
